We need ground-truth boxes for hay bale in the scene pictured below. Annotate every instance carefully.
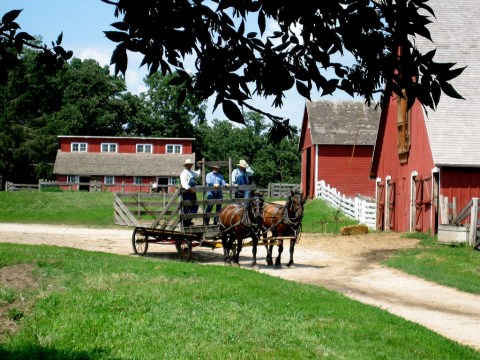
[340,224,369,236]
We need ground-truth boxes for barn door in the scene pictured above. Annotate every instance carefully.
[387,181,395,230]
[414,178,423,231]
[376,182,385,231]
[414,177,432,232]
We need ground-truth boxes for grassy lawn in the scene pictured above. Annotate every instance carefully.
[0,244,478,359]
[0,192,114,227]
[384,233,480,295]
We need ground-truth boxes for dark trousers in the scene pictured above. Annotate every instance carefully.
[182,192,198,226]
[204,194,222,225]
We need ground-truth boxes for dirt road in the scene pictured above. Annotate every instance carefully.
[0,223,479,351]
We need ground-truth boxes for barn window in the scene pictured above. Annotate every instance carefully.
[101,143,117,152]
[136,144,152,153]
[67,175,79,183]
[166,144,182,154]
[397,89,411,163]
[133,176,142,185]
[104,176,115,184]
[168,177,177,185]
[71,142,87,152]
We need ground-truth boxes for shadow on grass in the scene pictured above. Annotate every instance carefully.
[0,344,118,360]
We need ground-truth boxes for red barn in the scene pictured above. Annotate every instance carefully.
[53,135,195,192]
[299,100,379,199]
[370,0,480,233]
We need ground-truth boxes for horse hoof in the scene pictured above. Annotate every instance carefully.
[274,264,282,269]
[224,262,232,266]
[266,260,273,266]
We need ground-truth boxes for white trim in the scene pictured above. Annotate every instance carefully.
[101,143,118,153]
[410,171,419,232]
[314,144,319,197]
[385,175,392,231]
[104,175,115,184]
[166,144,183,154]
[71,142,87,152]
[136,144,153,153]
[67,175,79,183]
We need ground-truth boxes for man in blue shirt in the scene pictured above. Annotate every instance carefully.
[231,159,254,198]
[204,165,229,225]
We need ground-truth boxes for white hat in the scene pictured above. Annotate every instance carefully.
[184,159,194,166]
[236,159,248,168]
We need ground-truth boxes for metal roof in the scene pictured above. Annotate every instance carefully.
[53,151,195,177]
[305,100,380,146]
[416,0,480,167]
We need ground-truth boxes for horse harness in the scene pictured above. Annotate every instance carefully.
[262,196,303,240]
[219,200,263,238]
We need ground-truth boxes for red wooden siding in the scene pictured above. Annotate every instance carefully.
[59,137,193,154]
[440,167,480,215]
[373,97,435,232]
[317,145,375,198]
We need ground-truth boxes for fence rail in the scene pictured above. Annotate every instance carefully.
[316,180,376,229]
[5,180,300,198]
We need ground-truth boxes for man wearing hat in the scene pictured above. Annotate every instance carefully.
[180,158,202,226]
[204,164,229,225]
[231,159,254,198]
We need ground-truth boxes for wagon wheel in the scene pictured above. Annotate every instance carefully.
[132,227,149,255]
[175,238,192,262]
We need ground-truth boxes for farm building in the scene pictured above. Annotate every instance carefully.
[53,135,195,192]
[299,100,380,199]
[370,0,480,234]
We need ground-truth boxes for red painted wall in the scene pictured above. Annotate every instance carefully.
[373,97,435,232]
[318,145,375,198]
[441,167,480,220]
[59,137,193,154]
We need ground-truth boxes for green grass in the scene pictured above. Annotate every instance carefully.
[0,192,114,227]
[0,244,478,359]
[301,198,358,233]
[385,233,480,295]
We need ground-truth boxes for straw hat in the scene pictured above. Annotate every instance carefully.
[184,159,194,166]
[210,164,221,169]
[236,159,249,168]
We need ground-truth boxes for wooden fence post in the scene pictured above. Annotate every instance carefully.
[469,198,479,247]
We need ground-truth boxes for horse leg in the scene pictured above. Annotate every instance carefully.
[264,233,273,266]
[275,240,284,268]
[221,233,232,266]
[287,238,296,269]
[251,235,260,270]
[231,237,242,267]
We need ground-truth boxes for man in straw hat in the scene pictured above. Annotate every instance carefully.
[180,158,202,226]
[231,159,254,198]
[204,164,229,225]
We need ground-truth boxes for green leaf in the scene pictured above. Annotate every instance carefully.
[222,100,245,124]
[56,32,63,46]
[2,9,22,24]
[296,80,311,100]
[258,10,266,35]
[439,81,465,100]
[104,31,129,43]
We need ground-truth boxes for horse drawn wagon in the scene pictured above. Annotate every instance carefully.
[116,160,305,267]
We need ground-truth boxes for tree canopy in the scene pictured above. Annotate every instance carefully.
[102,0,465,140]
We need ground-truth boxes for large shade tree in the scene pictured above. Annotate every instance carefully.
[102,0,465,140]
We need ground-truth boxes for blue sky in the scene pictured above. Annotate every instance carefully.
[1,1,356,128]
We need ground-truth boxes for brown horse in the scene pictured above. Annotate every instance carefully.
[218,194,264,267]
[253,189,305,268]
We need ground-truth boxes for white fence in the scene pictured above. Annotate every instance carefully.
[316,180,376,229]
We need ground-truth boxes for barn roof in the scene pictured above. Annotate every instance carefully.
[305,100,380,146]
[414,0,480,167]
[53,151,194,177]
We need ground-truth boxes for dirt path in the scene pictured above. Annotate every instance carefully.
[0,223,479,351]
